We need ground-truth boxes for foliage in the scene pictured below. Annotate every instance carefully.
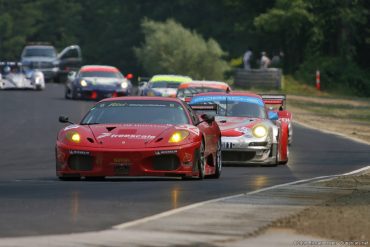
[296,56,370,96]
[134,19,230,80]
[0,0,369,94]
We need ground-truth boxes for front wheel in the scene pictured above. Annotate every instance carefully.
[209,139,222,179]
[196,141,206,180]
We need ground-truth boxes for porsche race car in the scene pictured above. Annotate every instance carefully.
[139,75,192,97]
[56,97,222,180]
[189,92,289,166]
[0,61,45,90]
[176,80,231,101]
[65,65,133,100]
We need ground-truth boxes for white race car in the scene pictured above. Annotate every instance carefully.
[0,62,45,90]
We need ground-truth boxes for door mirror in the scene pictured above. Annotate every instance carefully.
[268,111,279,121]
[201,114,215,124]
[58,45,82,60]
[59,116,70,123]
[67,71,76,81]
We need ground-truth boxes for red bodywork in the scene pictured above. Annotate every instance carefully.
[56,97,221,179]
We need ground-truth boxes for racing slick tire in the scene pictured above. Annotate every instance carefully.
[209,139,222,179]
[196,141,206,180]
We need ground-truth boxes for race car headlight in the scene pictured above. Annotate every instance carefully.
[67,132,81,143]
[252,125,267,138]
[169,130,189,143]
[80,80,88,87]
[121,81,128,89]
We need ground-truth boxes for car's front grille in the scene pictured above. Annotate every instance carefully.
[30,61,54,69]
[152,154,180,171]
[68,155,94,171]
[222,151,256,162]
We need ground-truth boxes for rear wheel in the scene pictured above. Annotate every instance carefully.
[209,139,222,179]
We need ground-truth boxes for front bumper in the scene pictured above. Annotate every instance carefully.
[221,135,276,165]
[56,142,200,177]
[75,87,129,100]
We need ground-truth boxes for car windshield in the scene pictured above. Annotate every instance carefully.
[150,81,180,88]
[177,87,226,98]
[190,95,267,118]
[79,71,123,78]
[23,48,57,58]
[81,100,189,125]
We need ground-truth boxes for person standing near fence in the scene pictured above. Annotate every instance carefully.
[260,51,271,69]
[243,47,253,70]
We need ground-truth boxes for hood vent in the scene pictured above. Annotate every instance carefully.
[106,126,116,132]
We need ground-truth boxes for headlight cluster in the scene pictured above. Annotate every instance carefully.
[80,79,88,87]
[252,125,268,138]
[169,130,189,143]
[66,132,81,143]
[121,81,128,89]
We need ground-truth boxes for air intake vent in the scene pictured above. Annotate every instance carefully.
[68,155,94,171]
[152,155,180,171]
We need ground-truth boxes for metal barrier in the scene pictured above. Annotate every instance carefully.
[234,68,282,89]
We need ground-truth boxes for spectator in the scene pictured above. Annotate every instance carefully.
[260,51,271,69]
[243,47,253,70]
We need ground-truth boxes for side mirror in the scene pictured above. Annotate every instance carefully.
[268,111,279,121]
[67,71,76,81]
[201,114,215,124]
[59,116,70,123]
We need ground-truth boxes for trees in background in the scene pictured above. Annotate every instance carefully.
[134,19,229,80]
[0,0,369,94]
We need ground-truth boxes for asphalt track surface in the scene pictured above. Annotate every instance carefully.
[0,84,369,237]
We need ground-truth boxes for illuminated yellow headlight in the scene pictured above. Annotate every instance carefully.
[252,125,267,138]
[80,80,88,87]
[67,132,81,143]
[169,130,189,143]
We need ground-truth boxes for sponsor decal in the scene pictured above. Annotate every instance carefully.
[97,132,155,140]
[69,150,90,155]
[175,124,200,135]
[64,125,79,131]
[155,150,178,155]
[113,158,130,163]
[235,127,250,134]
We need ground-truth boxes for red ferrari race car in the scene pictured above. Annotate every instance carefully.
[260,94,293,145]
[56,97,222,180]
[189,92,289,166]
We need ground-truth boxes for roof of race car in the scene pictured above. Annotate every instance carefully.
[80,65,120,73]
[99,96,185,103]
[193,91,262,98]
[149,75,192,83]
[178,80,230,90]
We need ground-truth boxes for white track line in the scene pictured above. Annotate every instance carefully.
[293,119,370,146]
[113,165,370,230]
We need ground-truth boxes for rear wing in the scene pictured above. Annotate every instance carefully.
[190,104,218,115]
[260,94,286,110]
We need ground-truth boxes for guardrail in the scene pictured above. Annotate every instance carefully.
[234,68,282,89]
